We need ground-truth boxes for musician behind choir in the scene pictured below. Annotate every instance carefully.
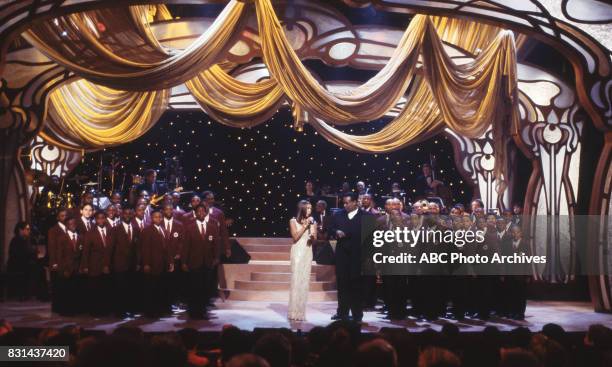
[136,169,168,197]
[415,163,444,198]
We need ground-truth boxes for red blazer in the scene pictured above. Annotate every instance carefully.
[111,222,137,273]
[131,218,147,269]
[57,231,83,276]
[131,218,148,234]
[139,225,172,275]
[181,210,197,226]
[182,218,221,270]
[47,223,65,268]
[76,217,93,235]
[81,226,113,277]
[162,219,184,259]
[173,208,186,221]
[209,207,231,255]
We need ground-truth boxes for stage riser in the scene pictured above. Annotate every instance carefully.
[251,272,316,282]
[242,244,293,253]
[236,237,294,245]
[234,280,336,292]
[219,263,336,288]
[222,289,338,302]
[249,252,291,261]
[218,238,337,302]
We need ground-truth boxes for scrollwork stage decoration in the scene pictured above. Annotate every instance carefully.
[29,137,81,178]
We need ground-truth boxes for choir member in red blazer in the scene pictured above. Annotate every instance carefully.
[162,204,185,261]
[203,191,231,307]
[76,204,94,235]
[203,191,231,258]
[132,204,147,272]
[81,211,114,316]
[131,203,148,313]
[181,195,201,226]
[171,192,186,220]
[111,207,138,317]
[47,208,68,313]
[139,210,174,317]
[56,217,84,316]
[181,204,221,319]
[162,203,185,305]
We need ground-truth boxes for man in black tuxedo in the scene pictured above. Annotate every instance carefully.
[329,192,372,322]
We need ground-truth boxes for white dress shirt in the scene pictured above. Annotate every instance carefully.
[122,222,132,240]
[164,218,173,233]
[196,216,209,235]
[155,224,165,238]
[348,208,359,220]
[135,217,144,230]
[97,226,107,246]
[81,216,91,231]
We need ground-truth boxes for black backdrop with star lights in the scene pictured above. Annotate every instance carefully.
[68,108,472,236]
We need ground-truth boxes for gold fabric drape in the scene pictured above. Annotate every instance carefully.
[24,0,247,91]
[255,0,424,125]
[186,65,285,128]
[310,81,445,152]
[25,0,519,186]
[41,79,169,151]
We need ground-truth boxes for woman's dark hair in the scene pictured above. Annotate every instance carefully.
[296,200,311,222]
[13,221,29,236]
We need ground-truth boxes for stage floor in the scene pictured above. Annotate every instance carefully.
[1,300,610,333]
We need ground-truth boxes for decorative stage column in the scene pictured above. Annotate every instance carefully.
[444,126,512,211]
[515,64,584,284]
[588,132,612,312]
[0,46,71,267]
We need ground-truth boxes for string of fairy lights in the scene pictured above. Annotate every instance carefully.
[68,108,472,236]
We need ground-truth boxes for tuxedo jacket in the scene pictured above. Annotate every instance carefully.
[81,227,114,277]
[47,223,65,268]
[329,209,373,278]
[181,218,221,270]
[139,225,172,275]
[111,222,138,273]
[57,231,84,276]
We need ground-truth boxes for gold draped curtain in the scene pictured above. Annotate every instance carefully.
[23,0,247,91]
[26,0,519,186]
[41,79,170,150]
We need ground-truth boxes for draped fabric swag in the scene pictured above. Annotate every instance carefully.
[25,0,519,187]
[41,80,170,150]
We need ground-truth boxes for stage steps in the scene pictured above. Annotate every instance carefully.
[219,237,337,302]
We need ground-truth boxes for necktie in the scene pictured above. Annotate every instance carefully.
[201,222,205,237]
[101,228,106,247]
[166,221,170,234]
[71,233,77,251]
[86,221,90,231]
[127,225,132,241]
